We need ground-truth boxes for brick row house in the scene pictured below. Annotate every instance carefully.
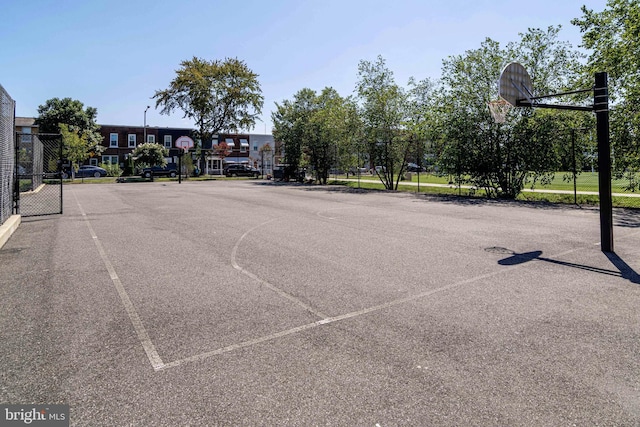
[97,124,279,176]
[14,118,282,176]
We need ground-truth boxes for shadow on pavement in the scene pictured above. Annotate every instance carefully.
[494,248,640,285]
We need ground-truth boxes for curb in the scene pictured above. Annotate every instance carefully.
[0,215,21,250]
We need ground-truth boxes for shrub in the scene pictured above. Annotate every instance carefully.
[100,162,123,177]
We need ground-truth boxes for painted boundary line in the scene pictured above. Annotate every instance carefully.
[160,254,550,370]
[72,189,165,371]
[72,188,636,372]
[159,219,593,370]
[231,219,328,319]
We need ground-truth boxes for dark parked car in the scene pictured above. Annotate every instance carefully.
[406,163,426,172]
[62,165,107,178]
[141,164,178,178]
[272,165,306,182]
[224,164,260,178]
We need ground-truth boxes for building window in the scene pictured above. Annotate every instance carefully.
[147,135,155,143]
[128,134,136,148]
[109,133,118,148]
[164,135,172,148]
[225,138,235,151]
[89,158,98,166]
[253,144,258,152]
[20,127,32,143]
[102,155,119,165]
[240,138,249,153]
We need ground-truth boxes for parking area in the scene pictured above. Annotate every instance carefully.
[1,180,639,426]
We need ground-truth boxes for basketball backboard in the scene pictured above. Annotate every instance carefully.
[498,62,533,106]
[175,135,195,150]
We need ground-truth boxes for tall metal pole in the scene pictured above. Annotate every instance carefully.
[143,105,150,144]
[357,144,361,189]
[595,72,613,253]
[571,128,577,205]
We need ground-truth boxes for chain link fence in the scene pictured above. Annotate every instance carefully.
[15,133,63,217]
[0,84,15,226]
[414,128,640,208]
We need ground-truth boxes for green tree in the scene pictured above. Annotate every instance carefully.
[572,0,640,183]
[405,77,436,170]
[59,124,92,179]
[132,142,168,169]
[434,38,504,195]
[336,98,364,178]
[436,28,583,198]
[272,88,316,180]
[508,26,584,96]
[35,97,104,158]
[356,55,409,190]
[154,56,264,167]
[272,88,360,184]
[310,88,356,184]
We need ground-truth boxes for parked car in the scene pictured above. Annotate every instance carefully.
[141,164,178,178]
[406,163,426,172]
[272,165,306,182]
[224,164,260,178]
[62,165,108,178]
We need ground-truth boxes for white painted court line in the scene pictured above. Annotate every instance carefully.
[72,189,165,371]
[162,211,629,370]
[160,248,560,370]
[72,188,635,372]
[231,219,329,319]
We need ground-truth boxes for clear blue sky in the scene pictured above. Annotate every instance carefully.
[1,0,608,134]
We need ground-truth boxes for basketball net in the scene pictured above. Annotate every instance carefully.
[488,98,512,123]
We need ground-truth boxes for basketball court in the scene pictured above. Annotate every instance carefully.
[1,180,638,425]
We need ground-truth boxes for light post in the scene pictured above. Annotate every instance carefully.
[143,105,150,143]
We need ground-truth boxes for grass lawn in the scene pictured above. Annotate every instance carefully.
[333,172,640,209]
[342,171,638,194]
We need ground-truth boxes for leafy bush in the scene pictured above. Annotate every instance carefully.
[100,162,123,177]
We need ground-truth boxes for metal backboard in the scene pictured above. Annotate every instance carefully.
[498,62,533,106]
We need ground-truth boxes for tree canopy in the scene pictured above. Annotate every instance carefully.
[132,142,168,168]
[356,55,410,190]
[433,27,586,198]
[271,2,640,198]
[59,124,93,178]
[573,0,640,182]
[35,97,103,157]
[153,56,264,146]
[272,87,359,184]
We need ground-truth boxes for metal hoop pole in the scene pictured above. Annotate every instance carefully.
[595,72,613,253]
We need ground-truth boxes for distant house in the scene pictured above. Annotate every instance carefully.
[249,134,278,176]
[100,124,150,169]
[14,117,39,143]
[97,125,278,176]
[16,118,279,177]
[202,133,277,175]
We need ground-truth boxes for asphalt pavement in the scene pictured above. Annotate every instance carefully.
[1,180,639,426]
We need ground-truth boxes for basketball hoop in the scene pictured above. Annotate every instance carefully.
[488,98,512,123]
